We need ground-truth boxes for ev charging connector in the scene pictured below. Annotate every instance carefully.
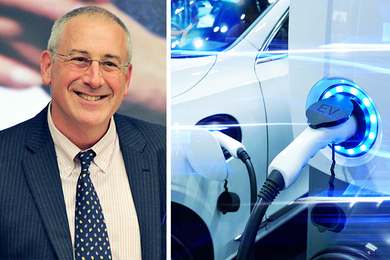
[269,95,357,190]
[211,130,246,159]
[211,130,258,211]
[236,94,359,260]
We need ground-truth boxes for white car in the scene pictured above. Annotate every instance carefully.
[171,0,307,259]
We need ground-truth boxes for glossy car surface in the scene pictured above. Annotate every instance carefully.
[170,0,309,259]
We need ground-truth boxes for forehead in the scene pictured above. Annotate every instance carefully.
[60,15,128,59]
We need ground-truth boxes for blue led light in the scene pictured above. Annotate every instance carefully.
[363,97,371,107]
[370,114,377,124]
[318,82,379,158]
[324,91,332,98]
[350,87,359,96]
[336,86,344,92]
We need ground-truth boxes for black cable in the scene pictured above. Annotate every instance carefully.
[237,148,257,212]
[328,143,336,197]
[236,170,285,260]
[236,197,269,260]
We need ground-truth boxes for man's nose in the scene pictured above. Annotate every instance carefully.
[83,60,105,88]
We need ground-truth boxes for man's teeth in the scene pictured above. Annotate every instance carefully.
[78,93,102,101]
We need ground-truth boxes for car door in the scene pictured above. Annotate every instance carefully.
[253,9,310,217]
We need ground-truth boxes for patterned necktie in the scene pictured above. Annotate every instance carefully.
[75,150,112,260]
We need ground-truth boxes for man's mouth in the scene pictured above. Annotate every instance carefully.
[76,92,105,101]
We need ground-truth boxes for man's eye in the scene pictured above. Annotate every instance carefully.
[103,61,119,68]
[72,57,89,63]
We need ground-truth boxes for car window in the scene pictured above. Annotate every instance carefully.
[171,0,276,56]
[266,14,288,52]
[257,12,288,61]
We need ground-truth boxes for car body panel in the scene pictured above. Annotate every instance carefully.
[171,0,299,259]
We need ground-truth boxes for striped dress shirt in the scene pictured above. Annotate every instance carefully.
[47,106,142,259]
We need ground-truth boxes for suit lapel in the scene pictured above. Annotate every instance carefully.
[114,114,163,259]
[22,107,73,259]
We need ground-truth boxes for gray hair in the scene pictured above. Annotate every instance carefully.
[47,6,132,63]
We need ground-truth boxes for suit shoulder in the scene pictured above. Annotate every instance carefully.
[0,117,35,142]
[0,118,37,164]
[0,107,50,158]
[114,114,166,146]
[0,106,47,142]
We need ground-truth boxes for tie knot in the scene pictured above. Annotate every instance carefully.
[77,149,96,170]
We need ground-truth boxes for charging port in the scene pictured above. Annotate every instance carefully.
[309,79,381,160]
[196,114,242,160]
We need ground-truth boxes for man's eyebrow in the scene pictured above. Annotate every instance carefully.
[70,49,89,55]
[70,49,123,62]
[104,54,123,62]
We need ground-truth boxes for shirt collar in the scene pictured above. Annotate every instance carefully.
[47,102,117,176]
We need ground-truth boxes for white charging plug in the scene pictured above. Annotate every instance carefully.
[211,130,246,158]
[268,115,358,190]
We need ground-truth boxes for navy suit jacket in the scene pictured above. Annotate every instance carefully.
[0,106,166,259]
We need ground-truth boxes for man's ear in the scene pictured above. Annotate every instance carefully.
[124,64,132,97]
[40,50,52,85]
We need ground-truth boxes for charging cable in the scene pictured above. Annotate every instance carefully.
[236,95,358,260]
[211,131,257,211]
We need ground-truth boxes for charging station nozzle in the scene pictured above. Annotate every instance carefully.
[211,130,246,158]
[268,96,357,190]
[237,95,359,260]
[210,130,258,211]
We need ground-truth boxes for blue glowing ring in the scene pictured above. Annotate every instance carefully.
[318,83,379,157]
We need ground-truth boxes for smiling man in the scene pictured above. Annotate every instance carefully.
[0,6,166,260]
